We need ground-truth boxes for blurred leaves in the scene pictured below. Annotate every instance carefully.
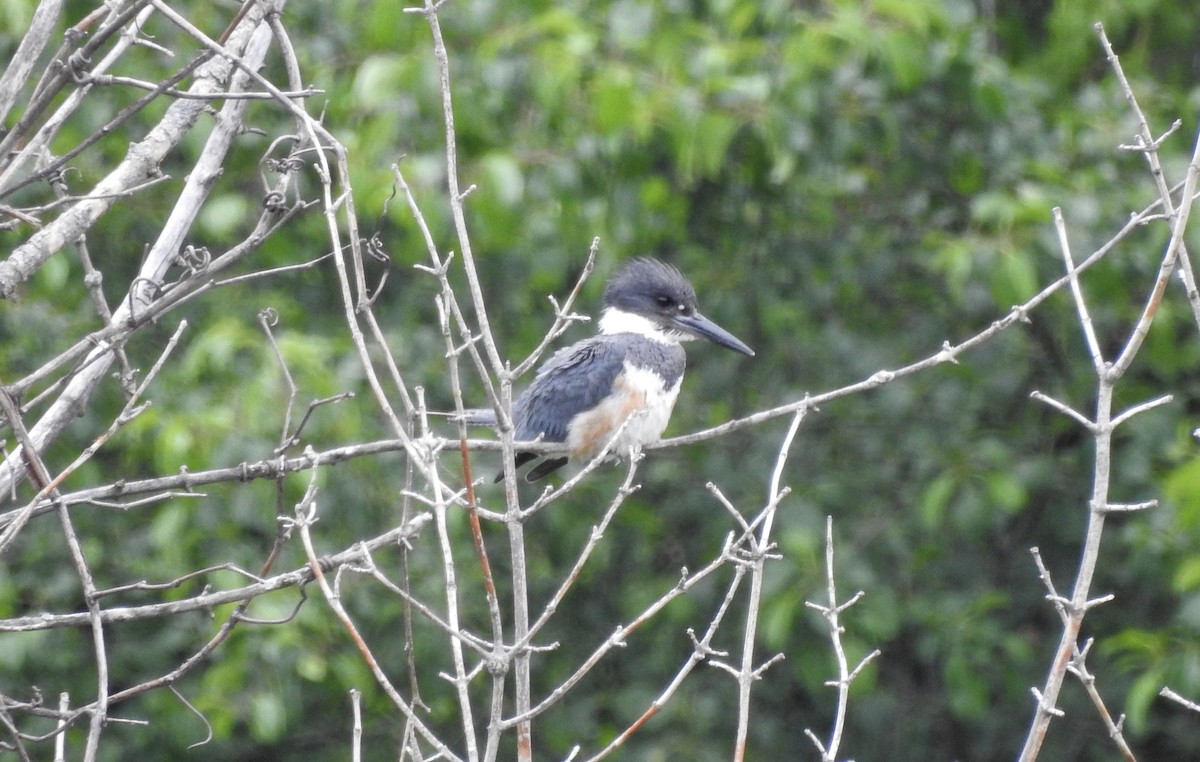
[4,0,1200,759]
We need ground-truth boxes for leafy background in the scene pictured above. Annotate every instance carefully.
[3,0,1200,759]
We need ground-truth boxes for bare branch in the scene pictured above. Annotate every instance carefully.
[732,410,805,760]
[804,516,879,762]
[1161,687,1200,714]
[1053,207,1104,369]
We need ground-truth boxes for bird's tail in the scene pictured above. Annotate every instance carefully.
[493,453,568,483]
[452,408,569,482]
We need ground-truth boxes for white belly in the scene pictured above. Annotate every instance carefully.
[566,363,682,461]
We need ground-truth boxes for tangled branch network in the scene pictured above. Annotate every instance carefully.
[0,4,1198,761]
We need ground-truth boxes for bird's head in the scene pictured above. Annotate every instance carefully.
[599,258,754,356]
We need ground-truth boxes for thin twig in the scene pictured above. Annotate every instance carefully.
[732,410,805,761]
[803,516,880,762]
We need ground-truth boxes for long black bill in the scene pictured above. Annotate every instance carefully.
[672,312,755,356]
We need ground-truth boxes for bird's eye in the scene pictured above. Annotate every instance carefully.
[655,295,674,308]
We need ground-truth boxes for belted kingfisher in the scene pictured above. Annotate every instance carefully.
[497,258,754,481]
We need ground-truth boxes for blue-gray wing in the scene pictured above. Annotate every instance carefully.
[513,337,629,443]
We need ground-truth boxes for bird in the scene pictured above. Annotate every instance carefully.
[493,258,754,482]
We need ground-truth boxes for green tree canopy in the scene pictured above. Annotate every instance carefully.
[2,0,1200,759]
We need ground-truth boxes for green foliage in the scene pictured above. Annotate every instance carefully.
[6,0,1200,758]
